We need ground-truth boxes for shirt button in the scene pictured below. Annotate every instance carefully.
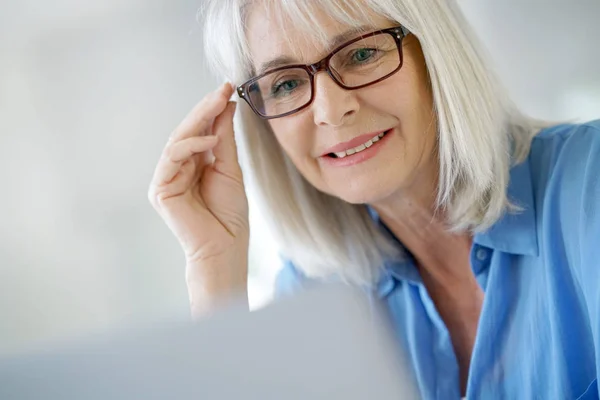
[476,248,488,261]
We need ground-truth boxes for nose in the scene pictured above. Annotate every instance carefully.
[311,73,359,127]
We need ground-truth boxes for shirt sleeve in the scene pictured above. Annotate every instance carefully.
[560,120,600,387]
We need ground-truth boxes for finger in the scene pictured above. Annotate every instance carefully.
[169,83,236,142]
[212,101,240,176]
[167,135,219,163]
[153,136,219,185]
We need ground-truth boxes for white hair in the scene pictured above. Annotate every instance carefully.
[198,0,547,285]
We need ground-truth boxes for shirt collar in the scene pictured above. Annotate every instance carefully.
[368,157,539,257]
[369,156,539,297]
[473,157,539,257]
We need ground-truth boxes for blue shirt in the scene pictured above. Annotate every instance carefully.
[275,120,600,399]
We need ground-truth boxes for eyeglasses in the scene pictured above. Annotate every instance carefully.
[237,26,410,120]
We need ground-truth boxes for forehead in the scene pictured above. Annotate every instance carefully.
[245,3,393,74]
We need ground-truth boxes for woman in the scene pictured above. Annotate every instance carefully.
[148,0,600,398]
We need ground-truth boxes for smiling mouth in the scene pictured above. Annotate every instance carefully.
[326,129,391,158]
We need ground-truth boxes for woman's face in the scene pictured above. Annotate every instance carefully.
[246,7,438,205]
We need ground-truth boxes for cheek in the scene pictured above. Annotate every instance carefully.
[372,68,435,146]
[270,121,314,164]
[391,76,431,116]
[359,64,431,124]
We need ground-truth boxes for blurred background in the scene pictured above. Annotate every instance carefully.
[0,0,598,355]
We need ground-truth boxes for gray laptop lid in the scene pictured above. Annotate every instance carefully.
[0,284,420,399]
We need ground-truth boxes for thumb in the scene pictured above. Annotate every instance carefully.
[212,100,241,176]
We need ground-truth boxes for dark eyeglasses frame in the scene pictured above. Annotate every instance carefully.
[236,25,410,120]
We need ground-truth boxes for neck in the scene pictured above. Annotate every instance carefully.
[369,180,474,287]
[371,183,483,396]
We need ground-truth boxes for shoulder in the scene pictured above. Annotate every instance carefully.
[274,257,332,299]
[531,121,600,335]
[273,258,309,299]
[528,120,600,196]
[530,119,600,158]
[529,120,600,260]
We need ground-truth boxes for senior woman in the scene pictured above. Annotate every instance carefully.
[148,0,600,398]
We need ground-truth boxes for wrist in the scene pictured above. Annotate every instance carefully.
[185,246,249,318]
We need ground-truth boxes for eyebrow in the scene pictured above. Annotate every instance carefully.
[256,25,374,75]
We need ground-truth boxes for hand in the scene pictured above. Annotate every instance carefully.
[148,83,249,316]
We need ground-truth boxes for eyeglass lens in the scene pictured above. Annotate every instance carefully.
[246,32,400,118]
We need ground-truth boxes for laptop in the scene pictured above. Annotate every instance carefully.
[0,283,420,399]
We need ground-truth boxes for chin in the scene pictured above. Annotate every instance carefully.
[328,177,404,205]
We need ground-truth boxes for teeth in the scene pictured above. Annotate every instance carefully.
[333,131,387,158]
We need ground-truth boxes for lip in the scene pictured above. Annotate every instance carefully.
[320,130,390,157]
[319,128,393,167]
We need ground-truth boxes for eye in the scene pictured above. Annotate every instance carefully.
[273,80,299,93]
[351,48,377,63]
[271,78,307,98]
